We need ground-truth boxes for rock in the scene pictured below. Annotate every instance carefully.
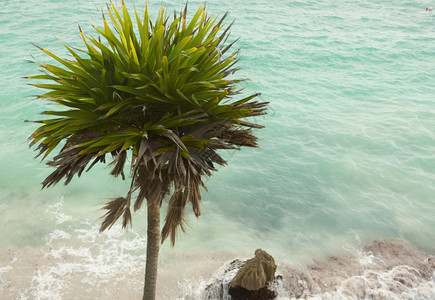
[230,249,277,291]
[228,285,277,300]
[203,253,281,300]
[204,259,245,300]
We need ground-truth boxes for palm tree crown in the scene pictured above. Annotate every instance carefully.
[28,2,268,245]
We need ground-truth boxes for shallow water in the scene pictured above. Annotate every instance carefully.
[1,0,434,299]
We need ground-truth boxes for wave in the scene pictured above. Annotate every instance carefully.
[2,234,433,299]
[222,240,434,300]
[201,241,435,300]
[0,198,433,299]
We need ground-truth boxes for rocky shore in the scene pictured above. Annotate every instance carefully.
[203,240,435,299]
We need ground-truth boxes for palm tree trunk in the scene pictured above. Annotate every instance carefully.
[143,202,160,300]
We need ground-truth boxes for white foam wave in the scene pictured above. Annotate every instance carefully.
[272,240,435,300]
[0,260,15,294]
[195,240,435,300]
[1,197,434,299]
[46,196,73,226]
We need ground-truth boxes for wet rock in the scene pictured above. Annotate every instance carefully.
[228,285,277,300]
[230,249,277,291]
[203,251,281,300]
[203,259,244,300]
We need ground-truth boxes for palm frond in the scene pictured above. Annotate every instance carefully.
[29,2,268,245]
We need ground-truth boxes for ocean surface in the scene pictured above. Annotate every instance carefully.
[1,0,434,299]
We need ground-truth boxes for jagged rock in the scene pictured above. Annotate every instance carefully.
[228,285,277,300]
[203,259,245,300]
[203,254,281,300]
[230,249,277,291]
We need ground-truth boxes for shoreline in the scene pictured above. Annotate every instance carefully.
[1,239,434,299]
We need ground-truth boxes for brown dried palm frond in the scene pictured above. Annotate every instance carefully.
[100,195,131,232]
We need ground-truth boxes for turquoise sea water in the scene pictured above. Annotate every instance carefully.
[1,0,434,299]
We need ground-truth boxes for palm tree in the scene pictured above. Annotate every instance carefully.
[27,2,267,299]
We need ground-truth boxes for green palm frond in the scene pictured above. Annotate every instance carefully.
[29,1,268,245]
